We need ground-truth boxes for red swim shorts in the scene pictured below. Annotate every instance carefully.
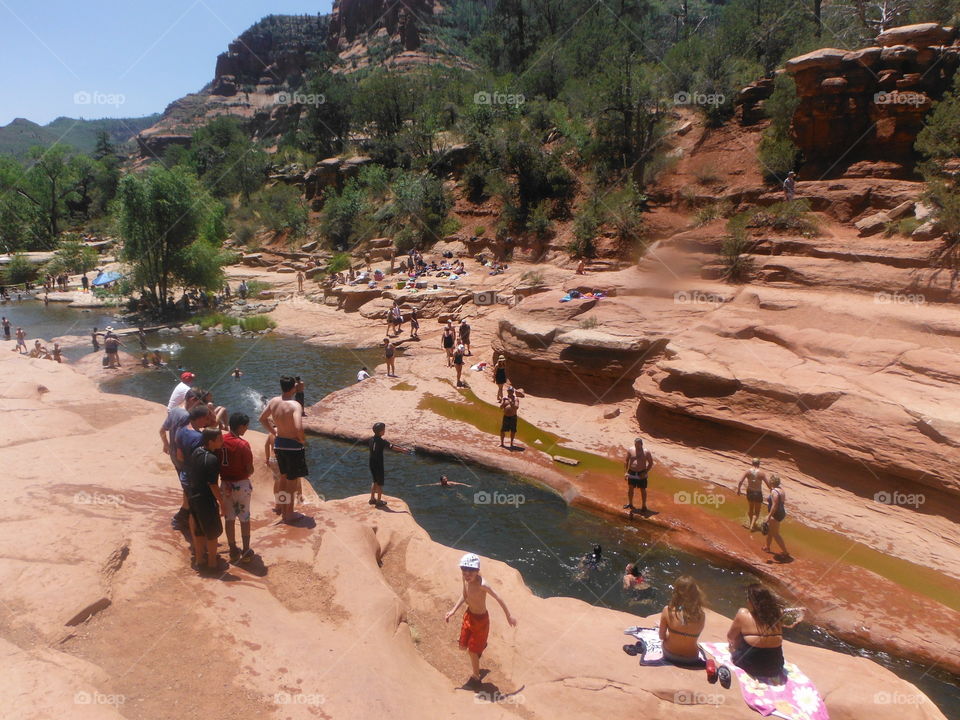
[459,610,490,656]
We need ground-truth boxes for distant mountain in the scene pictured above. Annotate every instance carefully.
[0,114,161,157]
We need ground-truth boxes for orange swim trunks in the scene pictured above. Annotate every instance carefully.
[459,610,490,656]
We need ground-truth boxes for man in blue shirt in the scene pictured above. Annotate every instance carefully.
[159,389,205,529]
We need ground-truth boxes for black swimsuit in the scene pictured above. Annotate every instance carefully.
[732,631,784,677]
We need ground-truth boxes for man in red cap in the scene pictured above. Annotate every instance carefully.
[168,371,196,410]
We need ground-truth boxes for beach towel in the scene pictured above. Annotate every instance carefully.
[699,642,829,720]
[623,627,705,666]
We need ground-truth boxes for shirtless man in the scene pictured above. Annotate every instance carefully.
[624,437,654,514]
[499,385,524,448]
[444,553,517,689]
[417,475,471,488]
[737,458,770,531]
[259,376,307,523]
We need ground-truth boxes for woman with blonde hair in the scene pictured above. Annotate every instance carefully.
[659,575,706,665]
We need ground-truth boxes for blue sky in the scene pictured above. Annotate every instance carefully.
[0,0,334,126]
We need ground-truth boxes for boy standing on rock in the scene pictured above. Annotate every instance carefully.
[367,422,408,506]
[220,412,255,563]
[445,553,517,689]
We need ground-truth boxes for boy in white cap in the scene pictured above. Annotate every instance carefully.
[445,552,517,688]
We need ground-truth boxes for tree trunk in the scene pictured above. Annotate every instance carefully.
[814,0,822,36]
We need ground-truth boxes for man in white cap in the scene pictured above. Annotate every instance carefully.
[168,371,196,410]
[445,552,517,689]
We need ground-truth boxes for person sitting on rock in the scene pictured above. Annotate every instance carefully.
[726,584,788,677]
[659,575,706,665]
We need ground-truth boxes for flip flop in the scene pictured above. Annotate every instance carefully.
[622,642,642,656]
[718,665,732,689]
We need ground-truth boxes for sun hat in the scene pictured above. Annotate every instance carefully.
[459,553,480,570]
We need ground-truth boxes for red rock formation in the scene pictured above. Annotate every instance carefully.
[327,0,436,52]
[736,23,960,177]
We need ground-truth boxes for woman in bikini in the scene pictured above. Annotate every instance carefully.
[384,338,397,377]
[441,321,456,367]
[726,584,786,677]
[494,356,508,400]
[763,475,790,559]
[658,575,706,665]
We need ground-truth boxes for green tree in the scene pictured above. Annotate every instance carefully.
[116,165,225,314]
[0,144,87,244]
[189,117,267,200]
[2,253,35,285]
[300,71,355,158]
[917,74,960,242]
[757,74,800,183]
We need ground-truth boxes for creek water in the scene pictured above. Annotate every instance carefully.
[4,301,958,717]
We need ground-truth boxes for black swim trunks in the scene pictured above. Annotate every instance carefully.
[190,496,223,540]
[627,471,648,489]
[275,438,309,478]
[746,489,763,503]
[501,415,518,433]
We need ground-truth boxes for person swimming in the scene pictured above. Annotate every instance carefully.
[623,562,649,591]
[581,545,603,568]
[416,474,471,488]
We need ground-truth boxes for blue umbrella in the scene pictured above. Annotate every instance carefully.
[91,271,122,287]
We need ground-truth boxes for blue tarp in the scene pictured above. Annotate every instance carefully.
[91,271,122,287]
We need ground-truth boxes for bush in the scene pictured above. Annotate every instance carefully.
[758,74,800,184]
[239,314,276,332]
[462,161,489,202]
[722,214,754,282]
[749,199,818,236]
[474,225,486,236]
[197,312,234,330]
[578,316,599,329]
[521,270,545,286]
[526,201,553,238]
[3,253,35,285]
[693,201,734,227]
[570,209,601,258]
[256,185,309,239]
[55,238,98,274]
[233,221,257,246]
[326,251,351,274]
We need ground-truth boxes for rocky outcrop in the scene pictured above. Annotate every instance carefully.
[327,0,435,52]
[736,23,960,176]
[213,14,329,93]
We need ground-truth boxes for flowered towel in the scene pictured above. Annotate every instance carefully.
[699,642,829,720]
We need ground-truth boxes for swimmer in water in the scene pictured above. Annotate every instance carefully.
[417,475,472,488]
[232,367,243,378]
[579,544,603,570]
[623,562,650,591]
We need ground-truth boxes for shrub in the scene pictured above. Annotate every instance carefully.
[3,253,35,285]
[693,200,734,227]
[721,214,753,282]
[256,185,309,239]
[521,270,545,286]
[749,199,818,236]
[326,251,351,274]
[245,280,271,297]
[233,222,257,246]
[578,316,599,329]
[570,211,600,258]
[239,314,276,332]
[474,225,486,236]
[526,200,553,239]
[197,312,234,330]
[757,74,800,184]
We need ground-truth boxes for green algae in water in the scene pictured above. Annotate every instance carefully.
[418,389,960,612]
[391,382,417,391]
